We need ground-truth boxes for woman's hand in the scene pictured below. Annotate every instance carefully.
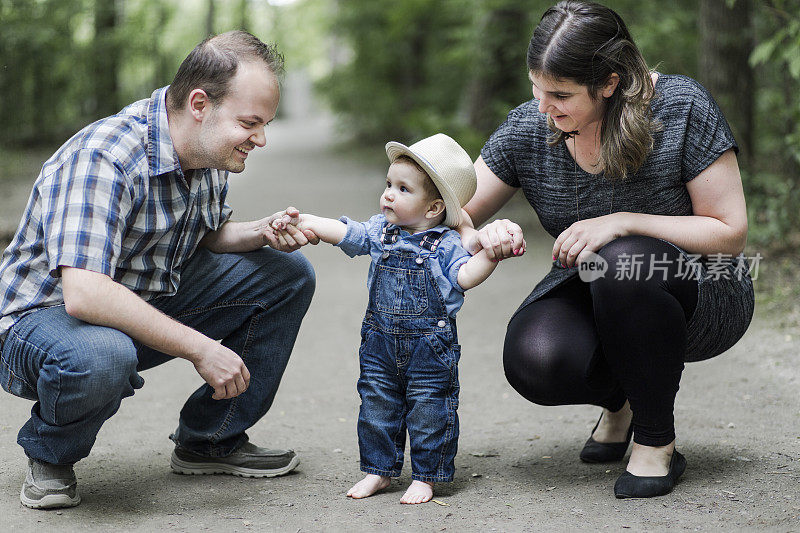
[553,213,630,268]
[472,219,526,261]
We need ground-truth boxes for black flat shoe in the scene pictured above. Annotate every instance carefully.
[579,414,633,463]
[614,451,686,499]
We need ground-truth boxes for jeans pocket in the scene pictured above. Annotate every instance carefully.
[451,343,461,364]
[425,334,458,369]
[373,265,428,315]
[360,322,372,342]
[0,360,37,400]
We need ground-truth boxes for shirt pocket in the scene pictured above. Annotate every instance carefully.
[372,264,428,315]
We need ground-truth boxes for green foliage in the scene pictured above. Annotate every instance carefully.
[319,0,702,151]
[744,0,800,247]
[750,1,800,165]
[322,0,475,143]
[608,0,699,77]
[0,0,93,145]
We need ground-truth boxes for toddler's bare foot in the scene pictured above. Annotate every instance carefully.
[346,474,390,499]
[400,480,433,504]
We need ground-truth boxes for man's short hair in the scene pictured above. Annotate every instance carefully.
[166,30,285,112]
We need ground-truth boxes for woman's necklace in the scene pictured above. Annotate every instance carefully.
[568,132,614,221]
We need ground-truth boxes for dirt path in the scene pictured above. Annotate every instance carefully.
[0,79,797,531]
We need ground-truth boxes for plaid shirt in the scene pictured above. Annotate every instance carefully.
[0,86,233,337]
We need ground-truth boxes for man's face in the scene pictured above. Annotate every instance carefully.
[197,61,280,173]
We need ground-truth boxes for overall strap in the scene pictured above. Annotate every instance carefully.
[420,231,445,252]
[380,225,400,245]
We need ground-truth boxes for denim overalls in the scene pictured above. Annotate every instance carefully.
[357,225,461,483]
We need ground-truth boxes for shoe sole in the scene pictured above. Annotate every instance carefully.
[579,449,628,463]
[170,451,300,478]
[20,489,80,509]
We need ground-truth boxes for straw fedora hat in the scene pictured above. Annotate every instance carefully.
[385,133,477,228]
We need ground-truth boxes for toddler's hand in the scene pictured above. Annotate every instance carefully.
[271,214,299,231]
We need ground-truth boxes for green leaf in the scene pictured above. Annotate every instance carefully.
[750,40,778,67]
[790,54,800,79]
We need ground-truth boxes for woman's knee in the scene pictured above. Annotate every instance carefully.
[503,317,574,405]
[594,236,666,290]
[591,236,695,310]
[595,235,667,276]
[597,235,661,257]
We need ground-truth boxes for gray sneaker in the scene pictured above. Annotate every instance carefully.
[170,441,299,478]
[20,459,81,509]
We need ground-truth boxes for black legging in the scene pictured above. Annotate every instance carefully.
[503,236,698,447]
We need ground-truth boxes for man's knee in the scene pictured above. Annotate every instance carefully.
[253,249,316,305]
[50,326,141,401]
[284,251,316,300]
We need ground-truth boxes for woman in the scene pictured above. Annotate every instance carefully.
[460,0,754,498]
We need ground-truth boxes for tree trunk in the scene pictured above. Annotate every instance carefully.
[698,0,754,166]
[153,1,173,88]
[93,0,120,118]
[466,3,529,136]
[206,0,215,37]
[237,0,249,32]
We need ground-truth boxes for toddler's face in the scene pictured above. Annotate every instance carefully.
[380,161,438,232]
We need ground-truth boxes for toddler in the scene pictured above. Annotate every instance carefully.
[274,134,521,504]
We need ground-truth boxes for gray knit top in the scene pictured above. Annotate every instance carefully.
[481,74,754,361]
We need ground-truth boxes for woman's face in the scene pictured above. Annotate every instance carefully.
[529,71,607,134]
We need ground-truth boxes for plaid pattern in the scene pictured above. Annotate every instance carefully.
[0,86,233,337]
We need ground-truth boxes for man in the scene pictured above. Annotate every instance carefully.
[0,31,317,509]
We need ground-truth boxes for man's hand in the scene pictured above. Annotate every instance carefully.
[61,266,252,400]
[191,339,251,400]
[200,207,321,253]
[263,206,320,251]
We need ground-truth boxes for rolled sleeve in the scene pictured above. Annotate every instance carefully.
[220,202,233,226]
[440,232,472,292]
[213,173,234,229]
[40,149,132,278]
[335,214,384,258]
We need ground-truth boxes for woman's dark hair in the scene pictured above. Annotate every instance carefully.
[166,30,284,112]
[528,1,659,180]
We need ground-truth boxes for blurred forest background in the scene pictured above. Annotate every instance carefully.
[0,0,798,254]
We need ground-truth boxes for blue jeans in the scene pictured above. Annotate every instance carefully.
[357,323,460,483]
[357,246,460,483]
[0,247,315,465]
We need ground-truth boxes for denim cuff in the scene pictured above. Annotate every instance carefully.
[411,472,454,483]
[335,216,368,257]
[360,464,401,478]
